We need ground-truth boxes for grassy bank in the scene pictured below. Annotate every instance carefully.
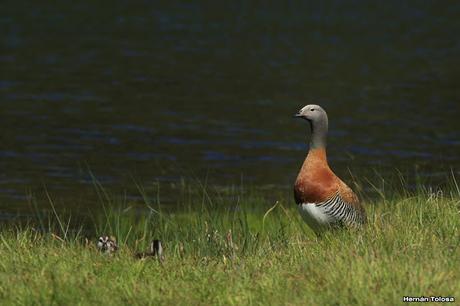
[0,181,459,305]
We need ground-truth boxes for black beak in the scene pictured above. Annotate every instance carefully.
[293,113,302,118]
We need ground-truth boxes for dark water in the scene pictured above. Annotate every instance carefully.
[1,2,460,211]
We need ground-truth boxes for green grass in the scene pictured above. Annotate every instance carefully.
[0,179,459,305]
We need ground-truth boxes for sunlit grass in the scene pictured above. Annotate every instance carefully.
[0,177,459,305]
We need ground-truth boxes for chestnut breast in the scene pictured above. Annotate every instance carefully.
[294,149,339,204]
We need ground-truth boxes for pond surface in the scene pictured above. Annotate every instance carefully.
[1,2,459,212]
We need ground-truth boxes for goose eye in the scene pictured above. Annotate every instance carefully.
[310,109,315,111]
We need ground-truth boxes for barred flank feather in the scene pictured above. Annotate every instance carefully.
[316,192,366,227]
